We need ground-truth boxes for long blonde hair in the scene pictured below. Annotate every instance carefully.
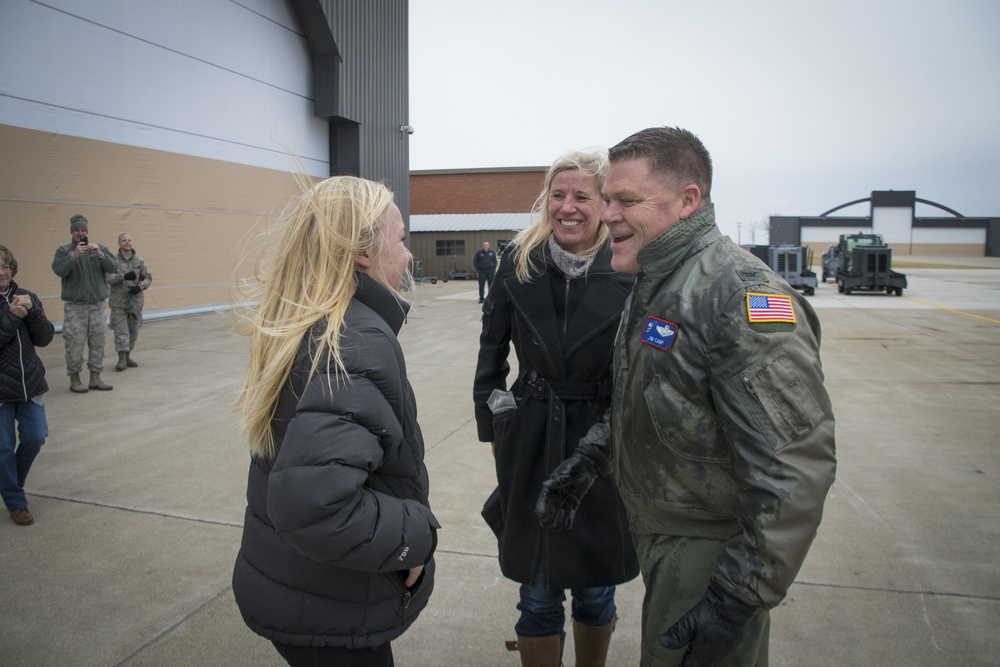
[513,148,609,283]
[234,176,399,458]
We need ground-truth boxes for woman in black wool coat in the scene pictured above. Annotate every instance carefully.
[474,149,639,666]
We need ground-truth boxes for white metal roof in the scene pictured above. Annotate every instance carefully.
[409,213,533,232]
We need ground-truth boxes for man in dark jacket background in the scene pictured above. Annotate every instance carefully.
[474,241,497,303]
[0,245,55,526]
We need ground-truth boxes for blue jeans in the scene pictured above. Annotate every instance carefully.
[516,580,617,638]
[0,399,48,511]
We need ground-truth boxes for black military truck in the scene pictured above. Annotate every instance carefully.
[820,244,839,282]
[834,233,907,295]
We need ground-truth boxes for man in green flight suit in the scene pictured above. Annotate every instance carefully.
[537,126,836,667]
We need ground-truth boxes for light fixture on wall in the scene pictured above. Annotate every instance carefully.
[400,125,415,134]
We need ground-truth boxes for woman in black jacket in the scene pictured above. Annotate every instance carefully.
[473,150,639,666]
[232,176,438,667]
[0,245,54,527]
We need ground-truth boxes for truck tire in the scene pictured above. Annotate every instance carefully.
[837,282,845,294]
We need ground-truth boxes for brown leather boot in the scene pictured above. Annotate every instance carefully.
[514,634,563,667]
[116,351,127,371]
[573,617,616,667]
[88,371,113,391]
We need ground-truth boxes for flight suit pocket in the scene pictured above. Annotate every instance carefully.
[732,355,824,452]
[643,374,728,463]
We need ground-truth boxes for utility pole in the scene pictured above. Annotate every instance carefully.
[737,222,742,245]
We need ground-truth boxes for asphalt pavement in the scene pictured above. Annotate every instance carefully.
[2,258,998,666]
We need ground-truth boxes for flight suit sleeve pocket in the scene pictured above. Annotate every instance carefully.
[730,355,824,452]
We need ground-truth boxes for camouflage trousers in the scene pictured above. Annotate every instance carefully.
[635,534,770,667]
[110,307,142,353]
[63,301,108,375]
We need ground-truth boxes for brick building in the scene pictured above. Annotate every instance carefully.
[409,167,547,278]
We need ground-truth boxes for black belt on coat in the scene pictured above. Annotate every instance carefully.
[521,370,611,402]
[520,370,611,474]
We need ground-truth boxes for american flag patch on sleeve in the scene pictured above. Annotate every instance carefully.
[746,293,796,323]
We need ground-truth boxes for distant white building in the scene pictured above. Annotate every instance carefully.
[770,190,1000,257]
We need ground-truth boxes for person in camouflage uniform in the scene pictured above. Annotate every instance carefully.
[51,214,117,393]
[107,233,152,371]
[537,127,836,667]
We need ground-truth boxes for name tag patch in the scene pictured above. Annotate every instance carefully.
[641,316,678,351]
[746,293,797,323]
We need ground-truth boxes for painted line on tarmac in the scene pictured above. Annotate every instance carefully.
[901,296,1000,324]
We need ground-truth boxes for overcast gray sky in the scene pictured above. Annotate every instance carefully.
[408,0,1000,242]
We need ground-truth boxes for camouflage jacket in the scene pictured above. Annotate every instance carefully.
[107,250,152,311]
[592,204,836,609]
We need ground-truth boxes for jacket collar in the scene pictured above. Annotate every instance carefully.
[503,241,625,379]
[637,203,721,276]
[354,272,408,335]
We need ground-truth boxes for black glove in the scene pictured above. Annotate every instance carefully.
[123,271,137,281]
[659,583,758,667]
[128,285,142,295]
[535,446,601,531]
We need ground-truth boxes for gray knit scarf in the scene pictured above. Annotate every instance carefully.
[547,234,594,279]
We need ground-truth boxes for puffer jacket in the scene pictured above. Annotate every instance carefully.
[592,204,836,609]
[0,282,54,402]
[233,273,439,649]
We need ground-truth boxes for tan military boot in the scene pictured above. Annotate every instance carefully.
[116,351,127,371]
[126,352,138,368]
[69,373,88,393]
[88,371,113,391]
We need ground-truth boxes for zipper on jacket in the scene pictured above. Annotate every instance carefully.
[4,288,29,401]
[742,375,759,400]
[16,323,28,402]
[562,277,571,335]
[402,589,412,610]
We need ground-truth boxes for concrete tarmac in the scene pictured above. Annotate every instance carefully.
[2,258,998,666]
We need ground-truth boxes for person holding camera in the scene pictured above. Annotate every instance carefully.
[51,214,117,393]
[1,245,54,526]
[107,233,152,371]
